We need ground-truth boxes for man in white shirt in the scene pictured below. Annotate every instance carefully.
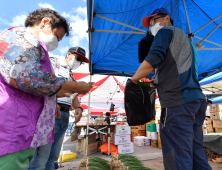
[206,100,212,117]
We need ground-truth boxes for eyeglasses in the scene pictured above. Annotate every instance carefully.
[150,16,164,27]
[73,54,84,63]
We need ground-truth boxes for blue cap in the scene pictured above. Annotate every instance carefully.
[142,8,170,28]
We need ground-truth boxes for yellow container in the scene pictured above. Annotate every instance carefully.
[58,152,77,163]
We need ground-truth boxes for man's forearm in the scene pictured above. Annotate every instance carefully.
[132,60,154,83]
[72,96,80,109]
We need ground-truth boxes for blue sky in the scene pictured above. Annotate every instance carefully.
[0,0,90,72]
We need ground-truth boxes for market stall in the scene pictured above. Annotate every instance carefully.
[83,0,222,159]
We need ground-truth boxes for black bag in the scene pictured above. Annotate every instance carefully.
[124,79,156,126]
[138,33,154,63]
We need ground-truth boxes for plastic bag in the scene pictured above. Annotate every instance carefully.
[70,126,81,142]
[124,79,156,126]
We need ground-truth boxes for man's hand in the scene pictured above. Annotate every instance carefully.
[74,108,82,123]
[131,78,138,84]
[55,104,61,118]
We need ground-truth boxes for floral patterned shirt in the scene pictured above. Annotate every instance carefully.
[0,27,65,96]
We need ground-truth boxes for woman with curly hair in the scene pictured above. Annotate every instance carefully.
[0,8,91,169]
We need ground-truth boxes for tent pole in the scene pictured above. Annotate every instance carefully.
[95,14,147,33]
[198,21,222,45]
[90,0,94,30]
[199,69,219,82]
[182,0,193,43]
[199,48,222,50]
[85,74,92,157]
[193,13,222,34]
[94,29,146,34]
[194,36,222,48]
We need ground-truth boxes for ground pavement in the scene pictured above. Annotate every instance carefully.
[58,136,222,170]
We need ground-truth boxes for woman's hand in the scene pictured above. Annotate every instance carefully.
[55,104,61,118]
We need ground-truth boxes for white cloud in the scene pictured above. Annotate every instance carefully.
[0,17,9,25]
[0,14,27,27]
[59,46,69,56]
[38,3,55,10]
[9,14,27,26]
[0,30,3,35]
[63,7,88,58]
[83,0,86,1]
[48,52,65,63]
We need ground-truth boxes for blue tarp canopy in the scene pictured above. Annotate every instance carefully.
[87,0,222,79]
[200,71,222,103]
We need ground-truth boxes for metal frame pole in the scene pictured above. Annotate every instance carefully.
[182,0,193,43]
[94,29,146,34]
[193,13,222,34]
[85,75,92,157]
[194,36,222,48]
[108,125,110,155]
[59,143,64,167]
[83,127,86,157]
[95,14,147,33]
[199,48,222,50]
[198,21,222,45]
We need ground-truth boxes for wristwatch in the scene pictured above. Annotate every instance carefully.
[77,107,83,112]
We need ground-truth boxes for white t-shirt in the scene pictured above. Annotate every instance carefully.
[206,106,210,116]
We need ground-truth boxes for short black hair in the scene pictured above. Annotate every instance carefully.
[25,8,71,36]
[207,99,212,104]
[106,112,110,116]
[150,13,173,26]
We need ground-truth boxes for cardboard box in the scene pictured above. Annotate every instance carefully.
[79,137,97,153]
[134,136,150,146]
[213,120,222,128]
[114,125,131,135]
[118,142,134,154]
[131,126,138,129]
[138,130,146,136]
[76,139,81,152]
[146,124,156,132]
[151,140,158,148]
[156,124,160,132]
[80,141,98,156]
[131,130,146,136]
[210,104,222,112]
[205,117,212,125]
[138,125,146,130]
[210,112,220,120]
[112,134,131,145]
[131,129,139,136]
[207,124,214,132]
[147,132,158,140]
[215,128,222,133]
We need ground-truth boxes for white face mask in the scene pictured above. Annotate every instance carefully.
[39,26,58,51]
[149,22,163,36]
[68,57,81,70]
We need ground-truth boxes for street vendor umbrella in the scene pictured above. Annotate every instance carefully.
[80,104,88,110]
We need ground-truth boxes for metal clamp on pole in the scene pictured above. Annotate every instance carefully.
[87,27,95,33]
[188,33,194,38]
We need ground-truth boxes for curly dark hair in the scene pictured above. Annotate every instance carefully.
[25,8,71,36]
